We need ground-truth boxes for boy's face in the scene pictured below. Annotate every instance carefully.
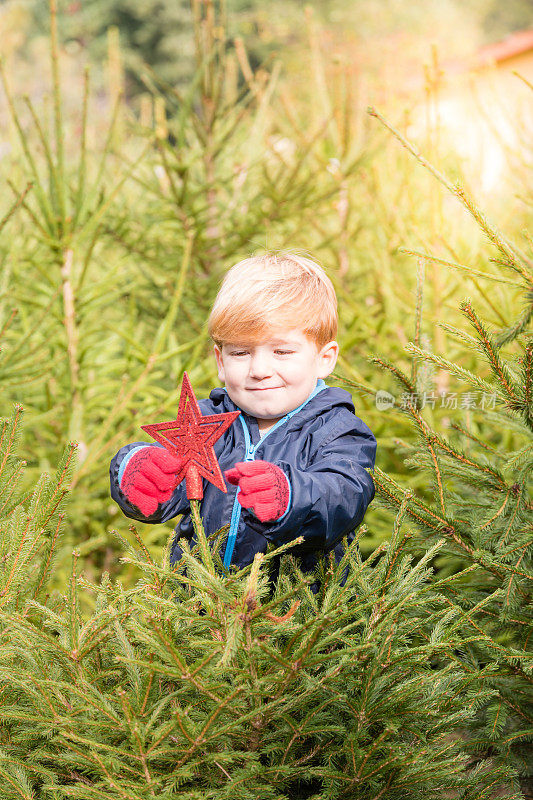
[213,328,339,428]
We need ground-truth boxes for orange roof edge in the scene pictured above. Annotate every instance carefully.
[477,29,533,65]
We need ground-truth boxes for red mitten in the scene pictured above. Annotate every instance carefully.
[224,460,290,522]
[120,447,184,516]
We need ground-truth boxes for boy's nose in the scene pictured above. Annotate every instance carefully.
[249,353,273,378]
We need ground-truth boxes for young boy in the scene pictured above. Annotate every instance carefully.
[110,252,377,596]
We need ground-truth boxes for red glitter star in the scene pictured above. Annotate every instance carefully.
[141,372,241,500]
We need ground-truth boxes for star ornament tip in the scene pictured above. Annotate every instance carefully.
[140,372,240,500]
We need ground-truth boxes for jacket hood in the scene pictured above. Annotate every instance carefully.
[208,382,358,433]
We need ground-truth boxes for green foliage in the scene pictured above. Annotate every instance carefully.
[0,2,531,794]
[22,0,194,99]
[0,419,522,797]
[359,108,533,791]
[2,0,373,575]
[0,405,76,611]
[2,0,531,579]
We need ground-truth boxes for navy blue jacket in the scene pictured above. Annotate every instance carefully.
[109,379,377,595]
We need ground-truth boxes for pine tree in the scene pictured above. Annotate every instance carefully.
[23,0,193,100]
[359,106,533,797]
[0,0,361,575]
[0,406,522,798]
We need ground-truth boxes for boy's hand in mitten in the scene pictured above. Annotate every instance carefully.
[120,447,184,516]
[224,460,290,522]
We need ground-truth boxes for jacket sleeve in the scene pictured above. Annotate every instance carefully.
[240,412,377,552]
[109,441,192,524]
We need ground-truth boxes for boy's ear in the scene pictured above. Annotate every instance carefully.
[213,345,225,382]
[319,340,339,377]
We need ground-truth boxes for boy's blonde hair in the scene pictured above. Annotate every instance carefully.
[208,251,338,351]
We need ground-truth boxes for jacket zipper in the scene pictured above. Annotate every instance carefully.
[223,416,288,569]
[222,420,256,569]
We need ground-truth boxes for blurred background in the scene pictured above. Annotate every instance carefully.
[0,0,531,600]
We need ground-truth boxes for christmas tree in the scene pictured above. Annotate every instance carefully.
[1,0,364,582]
[0,406,522,798]
[357,106,533,798]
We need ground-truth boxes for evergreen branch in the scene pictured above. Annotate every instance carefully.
[479,405,533,437]
[374,467,445,530]
[0,60,57,234]
[411,257,424,387]
[147,615,231,706]
[3,679,121,729]
[400,248,524,287]
[68,550,82,655]
[404,342,503,399]
[116,688,156,793]
[416,417,505,489]
[128,524,157,570]
[0,286,61,367]
[0,756,55,783]
[0,613,79,679]
[22,94,62,220]
[503,547,529,612]
[111,651,220,687]
[49,0,66,227]
[75,213,105,294]
[61,249,81,438]
[399,393,507,502]
[373,467,492,561]
[405,401,447,516]
[369,356,421,406]
[152,235,193,356]
[449,421,499,455]
[480,486,514,531]
[71,355,157,487]
[5,182,54,239]
[367,106,533,286]
[77,140,153,244]
[0,182,33,235]
[440,316,504,352]
[0,516,33,604]
[495,291,533,347]
[172,686,247,770]
[0,764,33,799]
[500,490,525,547]
[55,729,145,775]
[381,491,413,587]
[460,300,521,401]
[39,442,77,528]
[0,404,23,483]
[82,87,124,220]
[0,459,25,517]
[246,573,316,624]
[332,361,375,397]
[522,338,533,426]
[31,513,63,601]
[0,307,17,340]
[75,611,128,662]
[155,139,190,211]
[72,65,90,231]
[85,753,140,797]
[18,510,63,579]
[454,185,533,284]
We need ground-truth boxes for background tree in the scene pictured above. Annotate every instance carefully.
[0,405,522,798]
[351,106,533,798]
